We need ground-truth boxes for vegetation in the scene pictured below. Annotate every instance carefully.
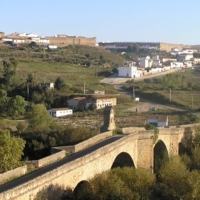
[0,129,25,172]
[124,67,200,110]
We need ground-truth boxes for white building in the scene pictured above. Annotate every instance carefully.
[48,108,73,117]
[12,39,25,45]
[2,38,13,42]
[170,62,184,68]
[26,33,38,38]
[48,45,58,49]
[149,67,164,74]
[177,54,193,62]
[39,38,49,44]
[147,116,168,127]
[118,65,142,78]
[139,56,153,68]
[19,33,27,37]
[152,55,161,66]
[31,37,40,43]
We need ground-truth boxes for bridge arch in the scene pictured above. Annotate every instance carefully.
[73,180,91,199]
[153,140,169,173]
[111,152,135,169]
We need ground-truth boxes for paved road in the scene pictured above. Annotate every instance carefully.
[100,68,182,85]
[0,135,124,193]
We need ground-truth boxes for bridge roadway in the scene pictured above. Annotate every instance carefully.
[0,135,124,194]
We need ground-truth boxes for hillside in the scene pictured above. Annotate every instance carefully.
[0,45,126,95]
[0,44,124,68]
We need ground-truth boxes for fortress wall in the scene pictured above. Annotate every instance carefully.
[47,36,96,47]
[159,42,191,52]
[0,165,27,184]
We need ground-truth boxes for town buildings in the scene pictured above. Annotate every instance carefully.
[67,96,117,111]
[0,32,96,47]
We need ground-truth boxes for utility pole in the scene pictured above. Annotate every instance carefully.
[132,86,135,99]
[83,82,85,95]
[192,92,194,109]
[170,88,171,102]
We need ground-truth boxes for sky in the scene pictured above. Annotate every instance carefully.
[1,0,200,44]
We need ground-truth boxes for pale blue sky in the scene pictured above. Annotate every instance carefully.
[1,0,200,44]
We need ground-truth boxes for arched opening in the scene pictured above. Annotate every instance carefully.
[153,140,169,173]
[73,180,91,200]
[111,152,135,169]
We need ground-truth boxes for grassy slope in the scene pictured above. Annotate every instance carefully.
[0,45,124,92]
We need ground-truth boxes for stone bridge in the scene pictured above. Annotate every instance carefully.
[0,124,197,200]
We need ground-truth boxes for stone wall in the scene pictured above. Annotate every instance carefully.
[51,131,113,154]
[122,127,146,134]
[0,165,27,184]
[27,150,66,169]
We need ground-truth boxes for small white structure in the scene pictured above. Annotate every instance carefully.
[139,56,153,68]
[134,97,140,102]
[2,38,13,42]
[39,82,54,89]
[149,67,164,74]
[48,45,58,49]
[26,33,38,38]
[170,62,184,68]
[184,61,193,68]
[48,108,73,117]
[39,38,49,44]
[147,116,168,127]
[118,65,141,78]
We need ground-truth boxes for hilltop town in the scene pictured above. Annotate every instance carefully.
[0,31,96,48]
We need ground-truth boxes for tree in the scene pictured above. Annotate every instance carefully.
[3,58,18,86]
[76,167,155,200]
[54,77,66,90]
[26,104,54,131]
[155,156,192,200]
[0,129,25,172]
[0,89,8,116]
[8,95,27,119]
